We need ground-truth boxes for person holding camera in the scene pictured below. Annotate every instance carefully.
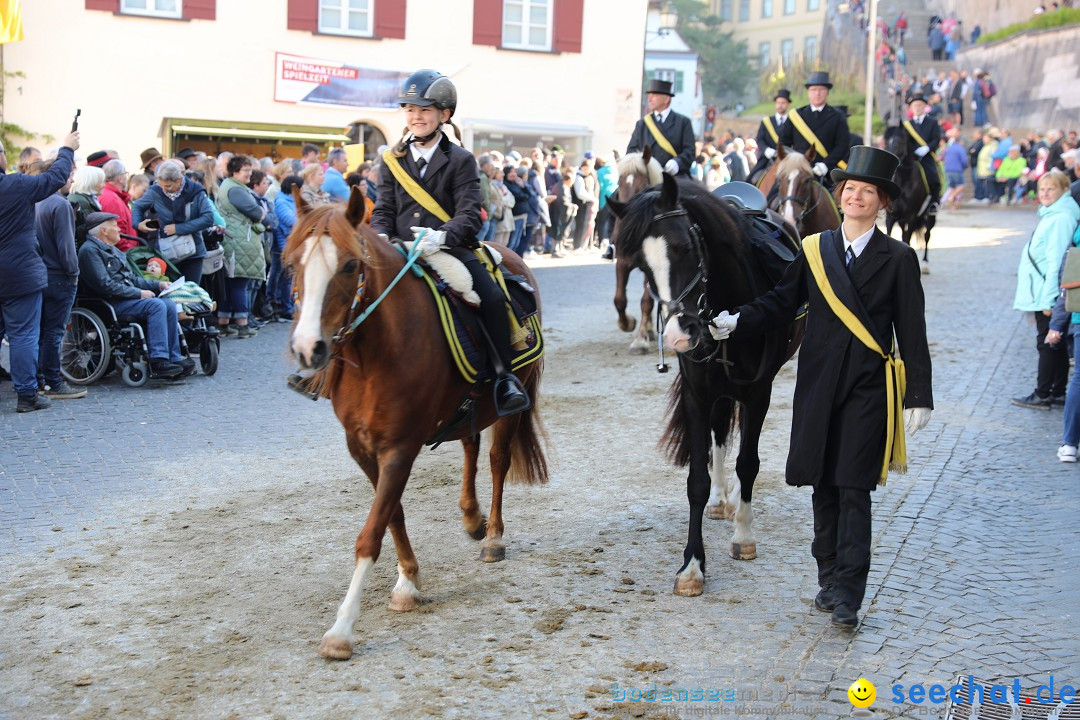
[132,160,214,285]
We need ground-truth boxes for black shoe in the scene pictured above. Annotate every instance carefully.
[178,358,198,378]
[1011,392,1052,411]
[16,393,51,413]
[276,312,294,322]
[1052,394,1067,407]
[814,585,836,613]
[150,358,183,378]
[831,603,859,628]
[494,375,530,416]
[601,247,614,260]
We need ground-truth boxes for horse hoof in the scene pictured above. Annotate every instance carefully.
[618,317,638,333]
[480,545,506,563]
[465,518,487,541]
[317,635,353,660]
[388,591,421,613]
[921,263,930,275]
[673,576,704,596]
[628,340,650,355]
[705,504,725,520]
[730,542,757,560]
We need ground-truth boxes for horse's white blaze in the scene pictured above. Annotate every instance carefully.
[322,556,374,645]
[291,235,337,362]
[732,498,755,545]
[642,235,672,302]
[783,174,797,227]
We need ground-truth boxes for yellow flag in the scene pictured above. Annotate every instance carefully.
[0,0,24,45]
[343,143,364,171]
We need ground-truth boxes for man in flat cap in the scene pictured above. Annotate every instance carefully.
[626,78,696,177]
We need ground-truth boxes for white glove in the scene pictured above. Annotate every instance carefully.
[377,233,389,243]
[914,145,930,158]
[904,407,931,436]
[410,226,446,256]
[764,147,777,159]
[812,162,828,177]
[708,310,739,341]
[664,158,680,175]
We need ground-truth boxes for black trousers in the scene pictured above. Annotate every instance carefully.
[1034,311,1069,398]
[918,155,941,200]
[812,485,872,609]
[446,246,513,372]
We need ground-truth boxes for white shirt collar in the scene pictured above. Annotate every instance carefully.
[654,107,671,123]
[409,141,439,175]
[810,105,826,113]
[776,113,787,123]
[913,114,924,123]
[841,225,875,258]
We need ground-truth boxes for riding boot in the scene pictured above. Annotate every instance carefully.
[477,323,530,416]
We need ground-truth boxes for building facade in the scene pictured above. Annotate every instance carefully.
[643,4,704,138]
[5,0,646,164]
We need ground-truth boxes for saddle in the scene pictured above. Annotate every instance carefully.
[397,243,544,385]
[715,182,801,287]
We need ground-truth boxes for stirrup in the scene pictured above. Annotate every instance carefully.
[493,374,530,417]
[287,373,319,401]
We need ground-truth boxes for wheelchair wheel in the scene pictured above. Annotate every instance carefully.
[61,308,111,385]
[199,337,219,376]
[121,360,149,388]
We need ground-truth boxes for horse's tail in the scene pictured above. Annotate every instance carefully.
[507,358,550,485]
[661,374,738,467]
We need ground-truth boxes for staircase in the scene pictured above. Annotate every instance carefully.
[878,0,957,82]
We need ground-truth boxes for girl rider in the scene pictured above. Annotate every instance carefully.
[370,69,529,414]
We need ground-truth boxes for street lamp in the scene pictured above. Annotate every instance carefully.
[658,1,678,36]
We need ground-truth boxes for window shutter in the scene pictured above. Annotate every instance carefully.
[552,0,583,53]
[288,0,318,32]
[183,0,216,20]
[473,0,502,46]
[375,0,406,39]
[675,71,684,93]
[85,0,119,10]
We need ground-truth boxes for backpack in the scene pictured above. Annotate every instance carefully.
[981,79,996,99]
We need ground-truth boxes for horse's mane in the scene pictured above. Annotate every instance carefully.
[776,152,811,177]
[617,152,664,186]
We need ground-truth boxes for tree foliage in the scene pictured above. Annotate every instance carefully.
[669,0,754,101]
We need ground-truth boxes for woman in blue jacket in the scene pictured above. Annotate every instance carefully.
[132,160,214,285]
[270,175,302,320]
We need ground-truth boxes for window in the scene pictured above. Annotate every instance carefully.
[502,0,553,51]
[761,0,773,17]
[319,0,372,37]
[804,35,818,64]
[758,41,770,68]
[651,68,685,93]
[807,0,820,10]
[120,0,181,18]
[719,0,732,20]
[781,38,793,66]
[738,0,749,20]
[784,0,795,13]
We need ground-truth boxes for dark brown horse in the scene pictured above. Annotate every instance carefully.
[612,147,664,354]
[884,125,936,273]
[285,188,548,660]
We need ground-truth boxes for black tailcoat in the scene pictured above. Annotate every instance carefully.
[755,116,785,151]
[778,105,851,173]
[371,134,483,248]
[626,110,696,176]
[732,227,933,491]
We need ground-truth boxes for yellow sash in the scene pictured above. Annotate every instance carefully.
[902,120,929,149]
[762,117,780,145]
[802,233,906,484]
[787,109,848,170]
[643,114,678,158]
[381,149,451,223]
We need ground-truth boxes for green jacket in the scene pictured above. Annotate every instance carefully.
[995,155,1026,181]
[216,177,265,280]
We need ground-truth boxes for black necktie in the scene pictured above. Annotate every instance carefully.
[416,157,427,176]
[654,112,662,124]
[846,246,856,275]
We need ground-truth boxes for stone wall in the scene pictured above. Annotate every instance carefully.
[957,24,1080,132]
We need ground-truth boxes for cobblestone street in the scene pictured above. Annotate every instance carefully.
[1,206,1077,720]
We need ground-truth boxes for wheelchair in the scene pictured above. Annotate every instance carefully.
[60,297,218,387]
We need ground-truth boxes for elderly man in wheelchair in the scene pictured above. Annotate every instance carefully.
[77,212,195,379]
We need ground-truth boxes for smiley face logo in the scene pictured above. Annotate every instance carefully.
[848,678,876,708]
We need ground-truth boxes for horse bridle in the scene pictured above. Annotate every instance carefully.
[776,172,822,228]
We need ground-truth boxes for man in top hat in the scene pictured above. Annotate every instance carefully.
[778,71,851,189]
[140,147,164,185]
[902,92,943,213]
[750,88,792,181]
[709,144,933,630]
[626,78,695,177]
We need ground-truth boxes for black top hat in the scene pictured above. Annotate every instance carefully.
[804,71,833,89]
[831,146,901,199]
[645,78,675,97]
[176,147,197,159]
[774,88,791,101]
[907,92,928,104]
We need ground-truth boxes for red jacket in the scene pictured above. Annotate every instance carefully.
[99,182,137,251]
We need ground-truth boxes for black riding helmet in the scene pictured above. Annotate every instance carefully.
[398,69,457,118]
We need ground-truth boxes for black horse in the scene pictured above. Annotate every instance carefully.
[608,174,801,596]
[884,126,936,273]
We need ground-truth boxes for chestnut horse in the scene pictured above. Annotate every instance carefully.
[285,187,548,660]
[770,151,841,238]
[613,147,664,354]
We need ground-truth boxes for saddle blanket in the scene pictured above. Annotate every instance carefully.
[403,243,544,385]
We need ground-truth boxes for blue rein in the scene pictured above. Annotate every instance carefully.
[333,232,425,342]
